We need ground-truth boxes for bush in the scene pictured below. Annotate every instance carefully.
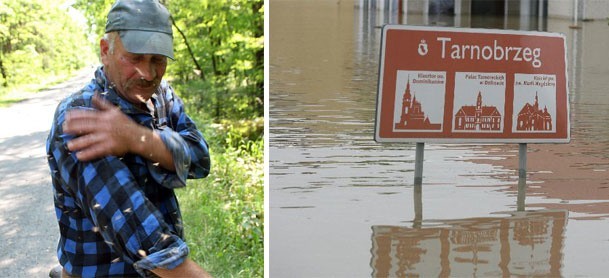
[177,121,263,277]
[174,78,263,276]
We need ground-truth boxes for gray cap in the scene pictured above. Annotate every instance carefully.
[105,0,174,59]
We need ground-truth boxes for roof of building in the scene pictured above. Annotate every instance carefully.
[455,106,501,117]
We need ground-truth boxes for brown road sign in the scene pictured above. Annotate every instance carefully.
[375,25,569,143]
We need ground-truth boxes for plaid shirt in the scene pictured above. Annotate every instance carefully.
[46,67,210,277]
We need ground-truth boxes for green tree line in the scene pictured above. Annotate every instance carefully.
[74,0,264,123]
[0,0,94,91]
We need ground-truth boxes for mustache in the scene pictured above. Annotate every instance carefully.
[130,78,159,88]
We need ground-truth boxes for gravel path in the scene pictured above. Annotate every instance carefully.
[0,67,93,277]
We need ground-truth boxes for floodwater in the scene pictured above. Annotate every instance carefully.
[269,1,609,277]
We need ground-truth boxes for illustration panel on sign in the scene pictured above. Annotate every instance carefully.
[393,70,446,132]
[512,74,557,133]
[452,72,506,133]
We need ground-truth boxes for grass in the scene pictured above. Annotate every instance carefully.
[176,118,264,277]
[0,96,24,108]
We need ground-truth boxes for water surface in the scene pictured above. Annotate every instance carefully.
[270,1,609,276]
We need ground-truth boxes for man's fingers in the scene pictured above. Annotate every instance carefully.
[65,108,98,121]
[74,144,107,162]
[92,94,115,111]
[67,133,97,152]
[63,107,102,135]
[63,117,96,135]
[68,134,111,161]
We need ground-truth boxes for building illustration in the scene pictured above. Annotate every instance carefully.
[516,93,553,131]
[454,92,502,131]
[394,77,442,130]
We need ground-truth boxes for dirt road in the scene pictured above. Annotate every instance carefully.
[0,67,93,277]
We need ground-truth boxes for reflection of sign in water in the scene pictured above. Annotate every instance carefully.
[370,210,567,277]
[393,71,445,132]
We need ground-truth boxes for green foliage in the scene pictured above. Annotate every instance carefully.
[176,106,263,277]
[177,135,263,277]
[70,0,264,121]
[72,0,114,39]
[172,78,263,125]
[0,0,95,92]
[174,84,263,276]
[165,0,264,120]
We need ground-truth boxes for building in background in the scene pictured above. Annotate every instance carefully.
[356,0,609,30]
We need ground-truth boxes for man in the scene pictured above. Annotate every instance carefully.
[46,0,211,276]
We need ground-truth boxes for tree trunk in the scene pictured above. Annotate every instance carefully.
[252,1,264,112]
[170,16,206,81]
[0,56,8,87]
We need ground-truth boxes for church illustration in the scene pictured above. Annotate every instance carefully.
[516,93,553,131]
[394,78,442,130]
[454,92,502,131]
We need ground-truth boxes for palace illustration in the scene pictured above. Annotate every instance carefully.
[394,77,442,130]
[516,92,553,131]
[454,92,502,131]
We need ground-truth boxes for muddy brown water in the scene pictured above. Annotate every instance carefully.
[270,1,609,277]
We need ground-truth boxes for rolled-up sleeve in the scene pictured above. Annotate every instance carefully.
[147,127,192,188]
[148,87,211,188]
[133,239,189,274]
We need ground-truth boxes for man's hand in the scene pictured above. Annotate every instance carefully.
[64,94,176,171]
[151,258,213,278]
[64,94,137,161]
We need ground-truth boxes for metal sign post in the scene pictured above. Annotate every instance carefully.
[517,143,527,211]
[414,143,425,186]
[413,142,424,226]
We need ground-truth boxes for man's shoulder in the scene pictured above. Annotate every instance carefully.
[48,82,97,147]
[57,84,97,111]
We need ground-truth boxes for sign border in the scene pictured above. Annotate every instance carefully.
[374,25,570,144]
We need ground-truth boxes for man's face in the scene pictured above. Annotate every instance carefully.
[100,34,168,105]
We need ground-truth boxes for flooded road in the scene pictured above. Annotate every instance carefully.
[269,1,609,277]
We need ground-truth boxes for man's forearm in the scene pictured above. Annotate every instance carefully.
[151,258,212,278]
[131,125,176,171]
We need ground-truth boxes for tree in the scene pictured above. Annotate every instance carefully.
[72,0,114,40]
[69,0,264,121]
[69,0,263,120]
[0,0,93,89]
[164,0,264,120]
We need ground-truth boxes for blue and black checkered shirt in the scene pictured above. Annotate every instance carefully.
[46,67,210,277]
